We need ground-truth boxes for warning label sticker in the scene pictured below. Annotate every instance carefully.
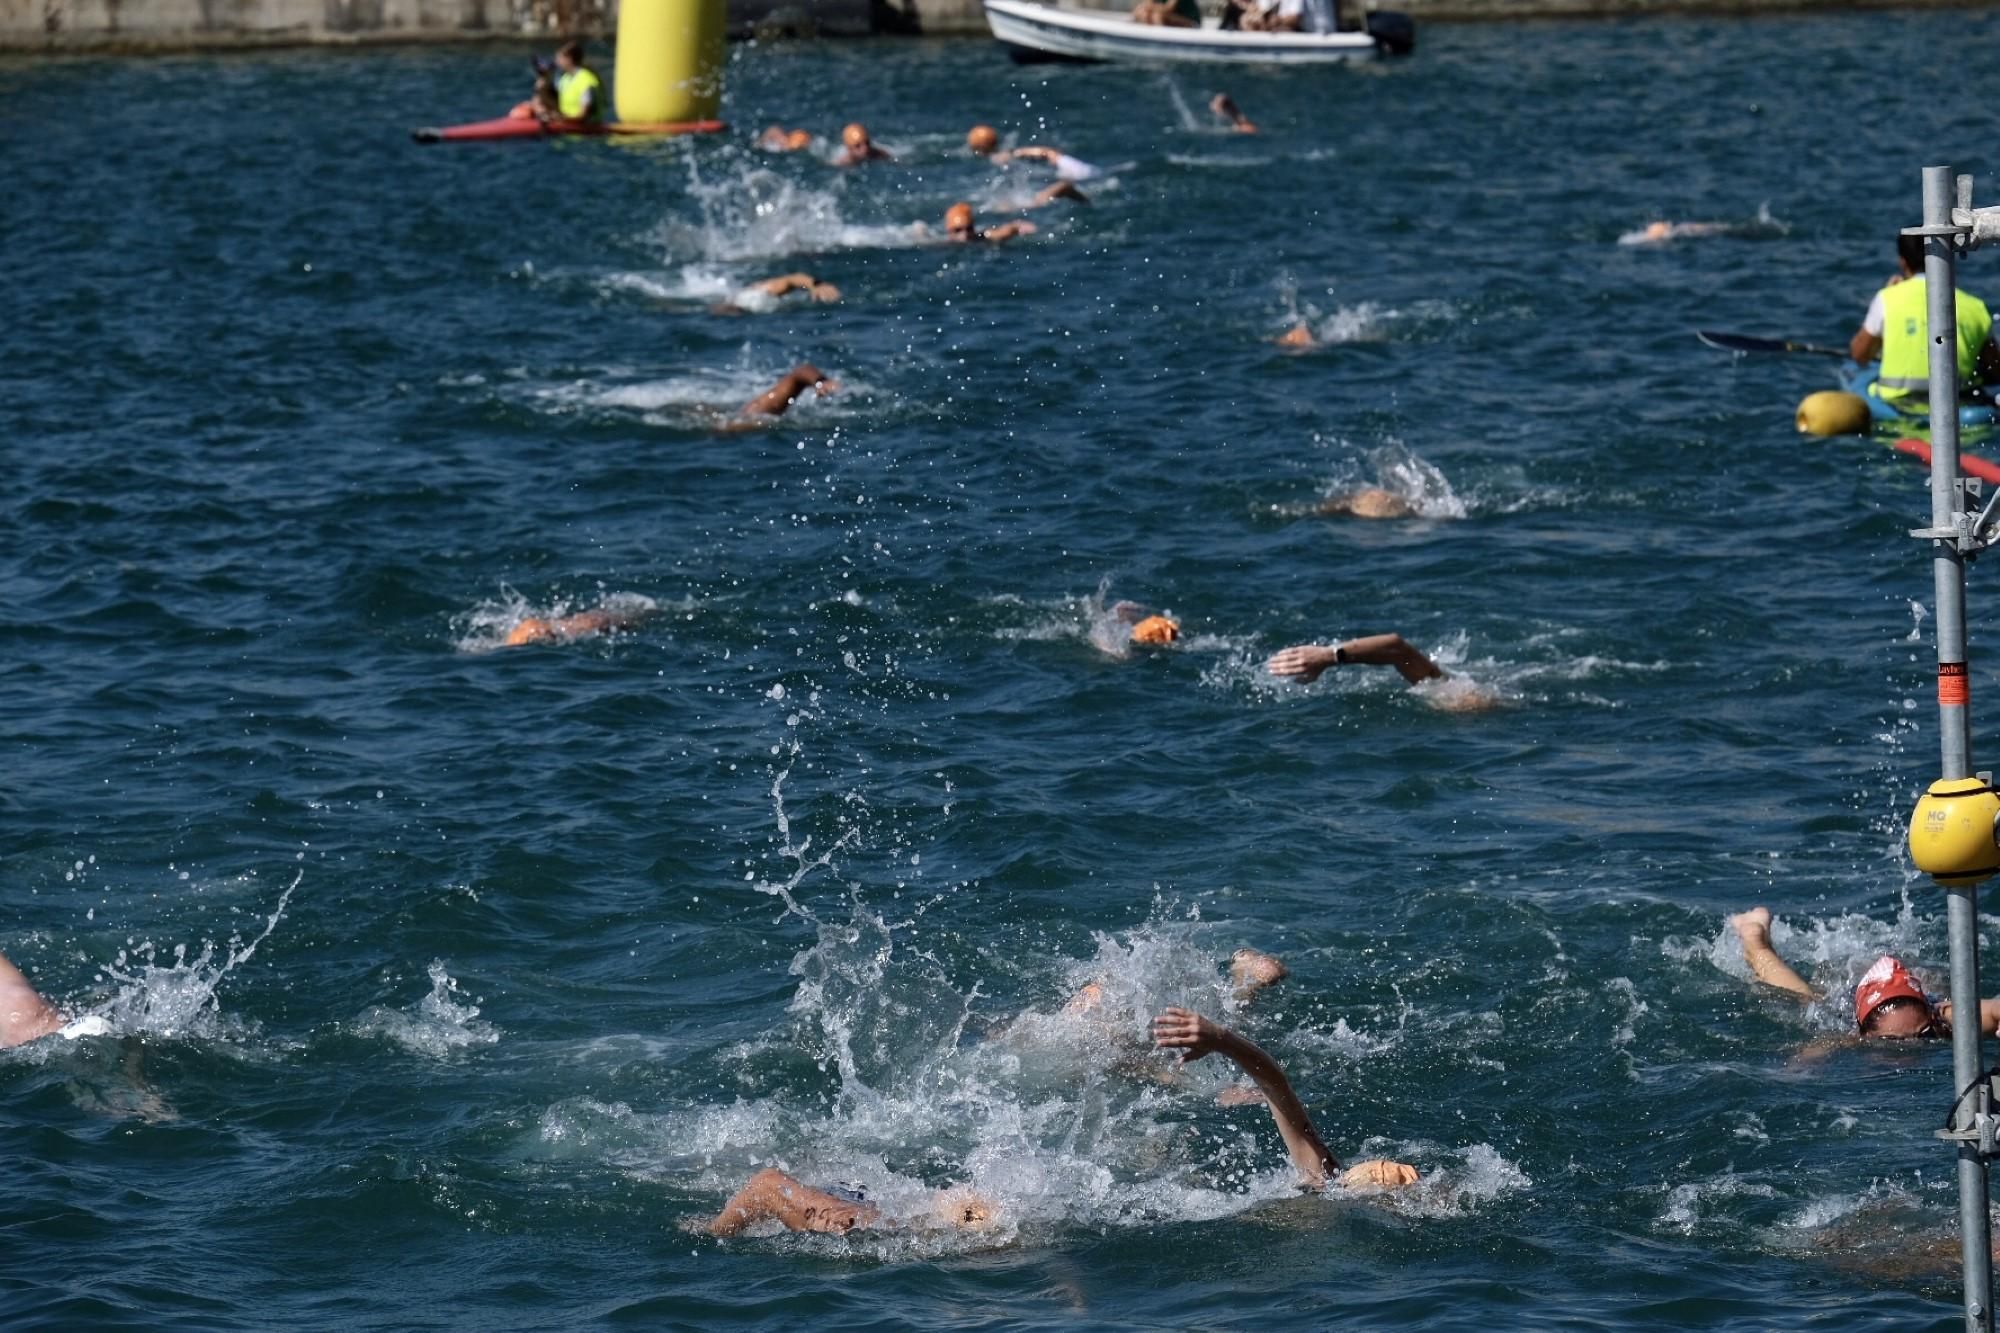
[1940,661,1970,706]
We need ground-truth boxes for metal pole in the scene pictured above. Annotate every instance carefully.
[1920,162,1995,1333]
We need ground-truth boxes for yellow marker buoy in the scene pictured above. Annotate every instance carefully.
[1795,390,1872,437]
[614,0,727,125]
[1908,776,2000,886]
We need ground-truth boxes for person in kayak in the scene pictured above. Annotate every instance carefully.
[552,41,604,124]
[509,72,560,122]
[965,125,1102,182]
[1726,906,2000,1040]
[1849,234,2000,412]
[832,123,893,166]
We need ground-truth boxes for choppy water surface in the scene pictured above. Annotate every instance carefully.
[8,13,2000,1327]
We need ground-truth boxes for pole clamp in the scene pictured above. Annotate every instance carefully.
[1939,1068,2000,1159]
[1911,478,2000,554]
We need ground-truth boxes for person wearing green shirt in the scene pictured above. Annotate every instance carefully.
[552,40,604,123]
[1849,233,2000,411]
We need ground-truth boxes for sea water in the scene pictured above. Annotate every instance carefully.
[5,12,2000,1327]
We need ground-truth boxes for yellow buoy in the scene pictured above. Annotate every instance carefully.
[614,0,727,125]
[1908,776,2000,886]
[1795,390,1872,437]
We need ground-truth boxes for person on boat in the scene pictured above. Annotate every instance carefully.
[758,125,814,152]
[965,126,1103,182]
[1130,0,1199,26]
[1210,93,1258,134]
[934,202,1039,245]
[709,272,842,316]
[832,123,893,166]
[552,40,604,124]
[509,73,560,122]
[501,604,656,648]
[1849,233,2000,412]
[1726,906,2000,1040]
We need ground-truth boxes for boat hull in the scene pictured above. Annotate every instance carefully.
[1839,362,1998,437]
[984,0,1384,64]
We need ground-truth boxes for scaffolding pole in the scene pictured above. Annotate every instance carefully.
[1913,162,1995,1333]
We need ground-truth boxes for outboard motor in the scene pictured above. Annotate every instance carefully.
[1366,8,1415,54]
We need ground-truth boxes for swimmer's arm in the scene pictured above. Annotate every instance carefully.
[739,365,835,418]
[1266,635,1443,686]
[0,950,64,1048]
[707,1168,879,1236]
[1935,998,2000,1037]
[1008,146,1060,165]
[985,221,1038,243]
[1728,908,1817,1000]
[1152,1007,1335,1187]
[753,273,818,298]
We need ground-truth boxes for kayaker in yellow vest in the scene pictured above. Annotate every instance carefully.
[552,40,604,123]
[1849,233,2000,410]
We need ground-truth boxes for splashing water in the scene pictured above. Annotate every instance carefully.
[650,158,924,264]
[83,870,302,1043]
[455,589,663,654]
[353,962,500,1060]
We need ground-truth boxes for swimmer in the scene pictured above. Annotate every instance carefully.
[0,948,65,1048]
[757,125,814,152]
[705,1169,996,1237]
[935,202,1037,246]
[832,123,892,167]
[1210,93,1258,134]
[1727,906,2000,1040]
[1623,220,1732,245]
[729,364,839,424]
[502,604,656,648]
[1275,323,1316,349]
[1152,1008,1419,1191]
[1266,634,1445,686]
[708,272,841,316]
[1065,947,1287,1019]
[1086,599,1180,655]
[1317,488,1415,520]
[966,125,1103,182]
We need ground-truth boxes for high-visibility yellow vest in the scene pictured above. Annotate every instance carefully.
[1875,276,1993,405]
[556,68,604,121]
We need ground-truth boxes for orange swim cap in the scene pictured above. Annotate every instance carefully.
[967,124,999,154]
[785,129,812,151]
[1130,615,1179,646]
[944,202,975,233]
[842,122,869,149]
[505,617,556,647]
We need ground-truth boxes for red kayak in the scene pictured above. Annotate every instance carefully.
[413,116,726,144]
[1892,437,2000,488]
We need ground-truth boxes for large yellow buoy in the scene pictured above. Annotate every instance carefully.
[1795,390,1872,438]
[1909,776,2000,886]
[614,0,727,125]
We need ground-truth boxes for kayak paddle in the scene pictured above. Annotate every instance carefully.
[1696,330,1847,358]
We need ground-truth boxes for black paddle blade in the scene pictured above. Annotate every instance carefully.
[1695,329,1845,358]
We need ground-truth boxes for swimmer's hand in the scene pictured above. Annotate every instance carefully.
[1266,644,1340,684]
[1151,1006,1224,1063]
[1727,906,1773,944]
[814,378,841,398]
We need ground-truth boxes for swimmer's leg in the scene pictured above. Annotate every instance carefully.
[0,950,64,1049]
[707,1168,880,1236]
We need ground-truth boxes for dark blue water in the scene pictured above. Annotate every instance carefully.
[8,13,2000,1327]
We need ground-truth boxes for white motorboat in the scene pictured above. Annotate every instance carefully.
[982,0,1412,64]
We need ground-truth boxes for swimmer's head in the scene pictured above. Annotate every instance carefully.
[1130,615,1179,646]
[785,129,812,151]
[933,1187,999,1231]
[1344,488,1415,520]
[1856,956,1937,1037]
[1337,1159,1420,1190]
[967,124,999,155]
[1229,949,1287,994]
[505,617,557,647]
[842,122,870,150]
[944,202,976,239]
[1643,221,1672,241]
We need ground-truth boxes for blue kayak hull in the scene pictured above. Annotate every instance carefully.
[1840,362,1998,435]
